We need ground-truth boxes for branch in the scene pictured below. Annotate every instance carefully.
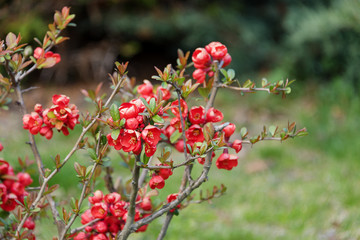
[157,212,174,240]
[69,219,100,235]
[117,153,141,240]
[218,84,288,94]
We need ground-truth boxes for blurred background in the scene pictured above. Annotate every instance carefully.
[1,0,360,239]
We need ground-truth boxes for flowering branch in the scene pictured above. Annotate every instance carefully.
[14,75,126,238]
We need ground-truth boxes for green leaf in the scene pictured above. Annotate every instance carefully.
[111,129,120,140]
[161,82,168,88]
[261,78,268,87]
[285,87,291,94]
[119,118,126,127]
[152,114,164,123]
[227,69,235,79]
[170,130,182,144]
[269,125,277,137]
[240,127,248,138]
[220,69,228,78]
[110,103,120,121]
[149,97,156,112]
[198,87,210,98]
[140,97,151,112]
[87,148,97,160]
[142,153,150,165]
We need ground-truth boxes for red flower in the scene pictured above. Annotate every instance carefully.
[205,42,228,60]
[33,47,44,59]
[139,197,152,211]
[174,139,184,153]
[192,68,207,84]
[156,86,171,101]
[52,94,70,107]
[74,232,89,240]
[157,164,173,180]
[185,124,204,143]
[137,80,154,98]
[206,107,223,123]
[17,172,33,187]
[81,209,95,224]
[109,201,127,217]
[92,233,108,240]
[223,123,236,138]
[45,51,61,63]
[189,106,205,124]
[167,193,181,213]
[171,99,188,118]
[88,190,104,204]
[0,143,3,152]
[0,160,10,175]
[170,117,182,132]
[125,117,139,130]
[91,202,108,219]
[222,53,232,67]
[129,98,146,113]
[23,112,43,135]
[107,133,122,150]
[24,217,35,230]
[104,192,121,204]
[149,175,165,189]
[141,125,162,146]
[192,48,211,69]
[216,153,238,170]
[119,103,139,120]
[231,139,242,153]
[0,193,18,211]
[95,221,108,233]
[120,130,141,154]
[144,142,157,157]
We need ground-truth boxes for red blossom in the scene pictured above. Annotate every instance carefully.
[158,164,173,180]
[120,130,141,154]
[205,42,228,60]
[189,106,205,124]
[141,125,162,146]
[149,175,165,189]
[167,193,181,213]
[107,133,123,150]
[104,192,121,204]
[192,68,207,84]
[139,197,152,211]
[95,221,108,233]
[206,107,224,123]
[223,123,236,138]
[45,51,61,63]
[171,99,188,118]
[24,217,35,230]
[109,201,127,217]
[231,139,243,153]
[192,48,211,69]
[144,142,157,157]
[222,53,232,67]
[185,124,204,143]
[33,47,44,59]
[119,103,139,120]
[23,112,43,135]
[0,193,18,211]
[216,153,238,170]
[91,202,108,219]
[137,80,154,98]
[156,86,171,101]
[0,160,10,175]
[88,190,104,204]
[17,172,33,187]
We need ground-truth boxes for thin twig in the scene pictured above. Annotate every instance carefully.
[218,84,288,94]
[69,219,100,235]
[157,212,174,240]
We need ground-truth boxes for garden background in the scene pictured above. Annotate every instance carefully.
[1,0,360,239]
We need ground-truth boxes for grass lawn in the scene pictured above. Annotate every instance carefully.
[1,80,359,239]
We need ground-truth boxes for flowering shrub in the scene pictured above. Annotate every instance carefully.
[0,6,307,240]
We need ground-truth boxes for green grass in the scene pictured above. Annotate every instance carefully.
[1,79,360,239]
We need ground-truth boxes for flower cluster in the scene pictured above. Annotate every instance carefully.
[0,160,33,212]
[73,191,151,240]
[33,47,61,68]
[192,42,232,83]
[137,80,171,101]
[23,94,79,139]
[107,100,162,157]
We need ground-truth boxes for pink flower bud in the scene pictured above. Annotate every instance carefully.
[223,123,236,138]
[33,47,44,59]
[17,172,33,187]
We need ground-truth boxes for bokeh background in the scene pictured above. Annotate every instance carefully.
[1,0,360,239]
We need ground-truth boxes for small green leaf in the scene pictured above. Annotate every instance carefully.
[161,82,168,88]
[152,114,164,123]
[170,130,182,144]
[285,87,291,94]
[149,98,156,112]
[198,87,210,98]
[110,103,120,121]
[261,78,268,87]
[240,127,248,138]
[87,148,97,160]
[269,125,277,137]
[227,69,235,79]
[220,69,228,78]
[119,118,126,127]
[111,129,120,140]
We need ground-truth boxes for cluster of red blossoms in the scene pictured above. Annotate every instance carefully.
[0,160,33,211]
[73,191,151,240]
[33,47,61,65]
[23,94,79,139]
[0,158,35,238]
[107,93,163,157]
[137,80,171,101]
[164,99,242,171]
[192,42,232,84]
